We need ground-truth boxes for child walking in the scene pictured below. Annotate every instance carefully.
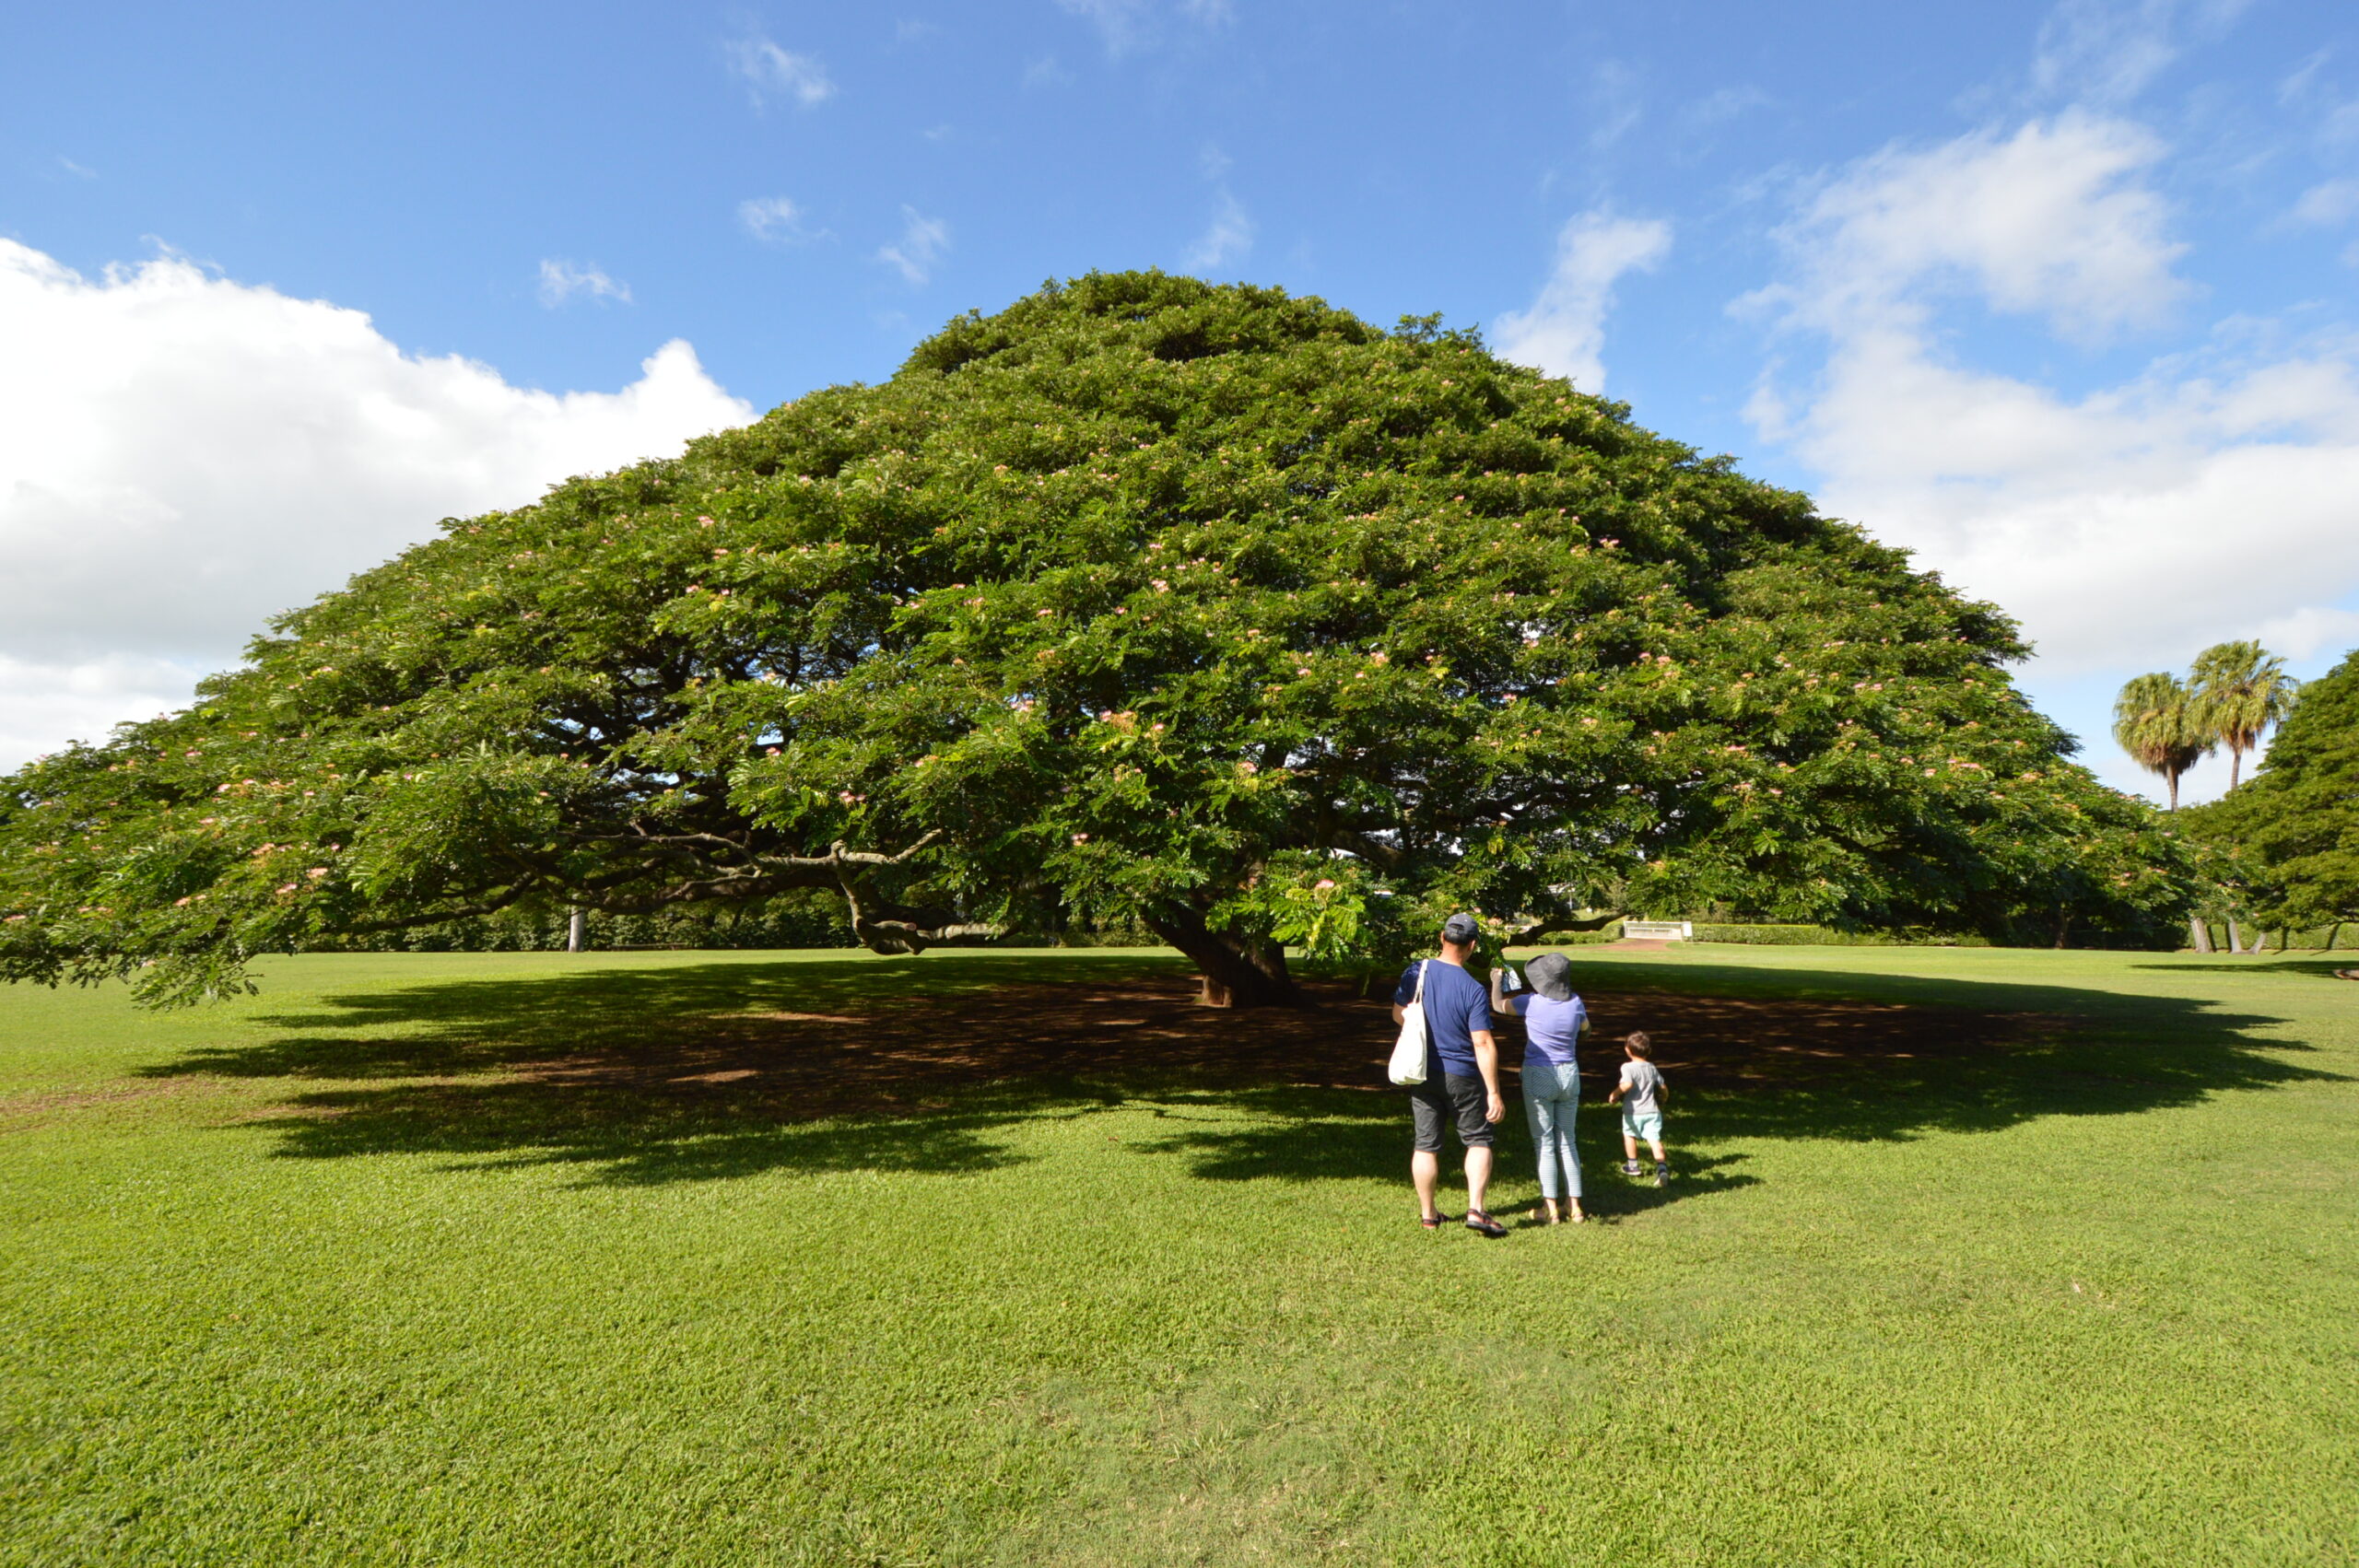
[1604,1032,1669,1187]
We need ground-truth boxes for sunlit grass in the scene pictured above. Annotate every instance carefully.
[3,945,2353,1564]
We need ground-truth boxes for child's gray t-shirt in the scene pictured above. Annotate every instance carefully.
[1618,1060,1664,1117]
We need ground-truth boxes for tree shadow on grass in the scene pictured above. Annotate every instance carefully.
[2142,959,2359,981]
[1129,1085,1762,1219]
[403,1089,1109,1188]
[150,953,1186,1187]
[1542,954,2339,1147]
[134,950,2341,1192]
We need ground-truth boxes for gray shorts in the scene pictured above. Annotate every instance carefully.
[1408,1073,1494,1152]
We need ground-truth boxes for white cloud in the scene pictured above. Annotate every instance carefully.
[1491,211,1672,391]
[1743,114,2359,691]
[0,652,210,775]
[1680,86,1769,137]
[1022,54,1074,89]
[2278,48,2330,107]
[876,206,949,286]
[2028,0,2248,106]
[1183,190,1253,272]
[1057,0,1142,49]
[738,195,818,244]
[2292,178,2359,228]
[2032,0,2175,104]
[727,35,835,107]
[0,239,752,768]
[1587,59,1643,151]
[1757,112,2186,345]
[1053,0,1228,57]
[536,259,631,307]
[2257,603,2359,663]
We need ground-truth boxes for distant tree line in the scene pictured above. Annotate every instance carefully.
[2112,640,2299,808]
[2117,641,2356,953]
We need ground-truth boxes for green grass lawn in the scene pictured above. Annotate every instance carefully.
[3,944,2354,1565]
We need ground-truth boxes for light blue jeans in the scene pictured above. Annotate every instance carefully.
[1523,1061,1583,1199]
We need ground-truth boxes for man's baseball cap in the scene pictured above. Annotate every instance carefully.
[1441,913,1481,944]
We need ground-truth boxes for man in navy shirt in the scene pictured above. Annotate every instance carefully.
[1392,913,1508,1236]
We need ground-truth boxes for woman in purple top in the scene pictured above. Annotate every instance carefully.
[1492,952,1588,1223]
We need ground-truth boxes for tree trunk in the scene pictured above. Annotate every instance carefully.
[1144,908,1302,1008]
[2053,907,2072,950]
[2226,918,2246,954]
[2166,772,2180,811]
[2228,746,2244,790]
[567,907,585,953]
[2188,915,2213,954]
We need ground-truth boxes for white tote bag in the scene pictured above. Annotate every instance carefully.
[1386,961,1430,1086]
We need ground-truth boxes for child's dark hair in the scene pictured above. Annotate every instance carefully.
[1624,1031,1652,1059]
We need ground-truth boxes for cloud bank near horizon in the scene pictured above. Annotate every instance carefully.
[1474,76,2359,804]
[0,240,752,769]
[1742,111,2359,687]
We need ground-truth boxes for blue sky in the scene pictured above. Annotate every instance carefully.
[5,0,2358,799]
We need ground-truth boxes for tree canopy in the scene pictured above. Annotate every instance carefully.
[0,272,2193,1007]
[2189,646,2359,928]
[2112,671,2213,811]
[2191,639,2300,790]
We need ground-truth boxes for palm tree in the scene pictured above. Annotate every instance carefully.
[2189,640,2301,790]
[2111,671,2213,811]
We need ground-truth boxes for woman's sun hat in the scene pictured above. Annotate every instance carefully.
[1523,951,1576,1001]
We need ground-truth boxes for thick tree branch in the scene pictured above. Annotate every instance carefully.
[1328,829,1406,873]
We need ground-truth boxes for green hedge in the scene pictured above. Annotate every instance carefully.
[308,889,857,953]
[1685,923,1989,947]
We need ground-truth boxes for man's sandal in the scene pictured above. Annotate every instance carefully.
[1420,1211,1449,1229]
[1464,1211,1508,1238]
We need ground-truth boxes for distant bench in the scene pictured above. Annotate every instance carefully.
[1621,920,1693,942]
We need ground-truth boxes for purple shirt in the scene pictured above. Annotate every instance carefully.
[1504,991,1587,1069]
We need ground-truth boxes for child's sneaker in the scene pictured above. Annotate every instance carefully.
[1622,1159,1643,1178]
[1653,1163,1669,1188]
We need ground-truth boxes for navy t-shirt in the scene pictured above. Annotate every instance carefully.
[1394,959,1493,1080]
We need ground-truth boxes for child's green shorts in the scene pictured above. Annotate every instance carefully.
[1622,1110,1663,1144]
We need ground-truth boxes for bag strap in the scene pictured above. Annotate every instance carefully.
[1411,960,1427,1003]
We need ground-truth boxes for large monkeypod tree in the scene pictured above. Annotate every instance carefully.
[0,273,2191,1009]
